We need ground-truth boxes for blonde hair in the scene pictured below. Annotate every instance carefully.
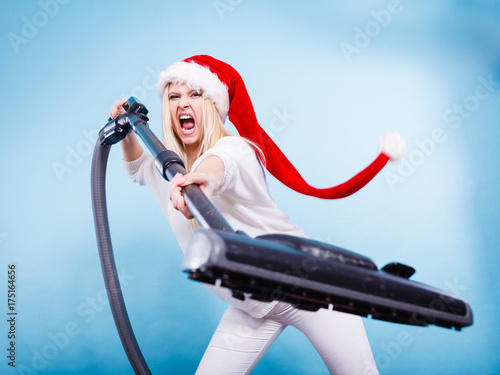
[161,83,265,228]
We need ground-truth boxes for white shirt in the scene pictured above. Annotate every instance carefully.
[123,136,306,318]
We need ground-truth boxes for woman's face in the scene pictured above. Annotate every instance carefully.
[168,82,204,153]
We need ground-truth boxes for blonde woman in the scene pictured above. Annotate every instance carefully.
[111,55,404,374]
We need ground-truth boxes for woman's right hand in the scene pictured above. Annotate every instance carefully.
[110,99,128,119]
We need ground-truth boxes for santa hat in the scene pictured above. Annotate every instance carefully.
[157,55,406,199]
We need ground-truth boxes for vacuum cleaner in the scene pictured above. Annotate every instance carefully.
[91,97,473,375]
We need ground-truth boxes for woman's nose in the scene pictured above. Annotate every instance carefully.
[179,95,189,107]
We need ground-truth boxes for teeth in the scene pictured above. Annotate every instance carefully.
[180,115,193,120]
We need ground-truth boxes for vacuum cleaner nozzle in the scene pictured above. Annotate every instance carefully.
[183,228,473,330]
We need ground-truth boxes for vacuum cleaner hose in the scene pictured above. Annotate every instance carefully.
[91,139,152,375]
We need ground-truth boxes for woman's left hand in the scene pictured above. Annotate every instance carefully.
[169,172,216,220]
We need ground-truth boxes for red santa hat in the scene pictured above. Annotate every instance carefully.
[157,55,406,199]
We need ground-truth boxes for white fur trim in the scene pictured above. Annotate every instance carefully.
[157,61,230,121]
[379,132,406,161]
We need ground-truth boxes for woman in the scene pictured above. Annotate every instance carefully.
[111,55,404,374]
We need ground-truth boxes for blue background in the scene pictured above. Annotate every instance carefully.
[1,0,499,374]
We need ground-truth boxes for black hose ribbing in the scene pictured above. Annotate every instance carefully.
[91,140,152,375]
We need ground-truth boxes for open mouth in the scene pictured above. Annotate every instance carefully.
[179,114,195,135]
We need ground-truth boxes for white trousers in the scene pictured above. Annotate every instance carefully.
[196,302,378,375]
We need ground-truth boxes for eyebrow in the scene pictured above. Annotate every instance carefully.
[168,89,202,96]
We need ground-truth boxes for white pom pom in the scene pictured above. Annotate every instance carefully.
[379,133,406,161]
